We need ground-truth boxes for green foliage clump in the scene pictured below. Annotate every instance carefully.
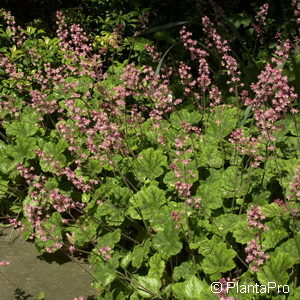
[0,3,300,300]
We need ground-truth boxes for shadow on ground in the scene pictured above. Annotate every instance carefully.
[0,227,98,300]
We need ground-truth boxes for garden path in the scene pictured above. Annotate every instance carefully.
[0,227,97,300]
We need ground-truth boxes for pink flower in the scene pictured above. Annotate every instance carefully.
[245,239,269,271]
[69,246,76,253]
[99,246,112,260]
[247,205,267,231]
[215,278,237,299]
[175,182,193,197]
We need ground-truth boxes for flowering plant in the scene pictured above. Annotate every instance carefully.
[0,3,300,299]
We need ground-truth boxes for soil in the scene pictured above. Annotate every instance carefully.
[0,227,98,300]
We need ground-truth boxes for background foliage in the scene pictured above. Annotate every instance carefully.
[0,1,300,299]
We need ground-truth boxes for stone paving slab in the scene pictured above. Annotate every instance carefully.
[0,227,97,300]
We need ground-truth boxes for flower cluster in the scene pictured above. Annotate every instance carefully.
[0,9,25,46]
[0,261,10,266]
[215,277,236,300]
[49,189,77,213]
[35,150,96,193]
[274,199,300,217]
[288,165,300,200]
[9,218,23,229]
[179,26,211,99]
[99,246,112,260]
[247,205,267,230]
[245,239,269,272]
[271,39,293,67]
[175,182,193,197]
[0,94,20,118]
[16,164,38,185]
[178,61,195,96]
[243,43,298,142]
[169,133,198,198]
[120,63,181,128]
[145,44,161,63]
[252,3,269,38]
[209,85,223,107]
[56,11,103,79]
[229,128,264,167]
[0,54,16,77]
[171,211,182,229]
[202,16,242,92]
[185,197,202,209]
[30,90,59,115]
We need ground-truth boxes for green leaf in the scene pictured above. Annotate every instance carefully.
[93,260,117,287]
[290,286,300,300]
[110,186,132,206]
[44,178,58,190]
[97,229,121,249]
[132,239,151,268]
[133,38,152,52]
[262,227,288,250]
[7,137,37,162]
[43,138,68,161]
[276,232,300,263]
[251,190,271,206]
[150,202,186,231]
[287,113,300,136]
[65,75,93,94]
[214,214,242,236]
[82,193,90,203]
[128,185,166,220]
[67,220,98,247]
[35,212,63,252]
[261,203,283,218]
[133,148,167,182]
[129,292,140,300]
[233,219,257,243]
[95,202,124,226]
[196,180,223,210]
[86,159,102,174]
[172,276,217,300]
[190,235,216,252]
[120,252,131,269]
[198,141,223,168]
[6,27,12,38]
[239,105,252,126]
[37,291,45,300]
[135,276,161,298]
[4,116,39,138]
[257,252,294,285]
[93,177,119,200]
[148,253,165,279]
[173,261,198,281]
[170,109,201,129]
[201,242,236,277]
[221,166,245,197]
[205,106,238,139]
[153,217,182,259]
[0,175,8,196]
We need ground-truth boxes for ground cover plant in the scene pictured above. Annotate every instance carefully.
[0,1,300,299]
